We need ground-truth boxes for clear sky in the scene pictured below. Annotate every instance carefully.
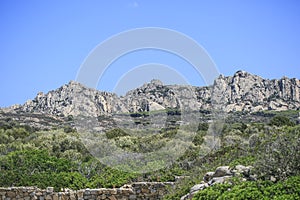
[1,0,300,107]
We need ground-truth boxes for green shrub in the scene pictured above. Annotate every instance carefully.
[198,123,209,131]
[193,176,300,200]
[0,149,99,191]
[193,131,206,146]
[88,167,136,188]
[193,183,232,200]
[105,128,129,139]
[229,156,256,168]
[269,115,295,127]
[63,125,76,133]
[255,126,300,180]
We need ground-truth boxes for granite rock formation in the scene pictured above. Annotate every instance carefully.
[2,71,300,118]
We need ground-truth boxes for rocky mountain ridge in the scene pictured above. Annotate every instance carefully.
[2,70,300,119]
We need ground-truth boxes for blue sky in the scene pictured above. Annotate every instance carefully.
[1,0,300,107]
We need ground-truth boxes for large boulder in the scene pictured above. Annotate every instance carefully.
[190,183,208,193]
[180,183,208,200]
[213,166,232,177]
[208,176,232,186]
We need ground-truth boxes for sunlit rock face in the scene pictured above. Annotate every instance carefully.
[4,71,300,118]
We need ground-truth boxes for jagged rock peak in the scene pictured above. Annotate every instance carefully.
[233,70,253,77]
[212,70,300,112]
[216,70,262,80]
[150,79,163,86]
[64,80,88,90]
[140,79,164,89]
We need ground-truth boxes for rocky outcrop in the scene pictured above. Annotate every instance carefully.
[19,81,128,117]
[2,71,300,119]
[181,165,256,200]
[213,71,300,112]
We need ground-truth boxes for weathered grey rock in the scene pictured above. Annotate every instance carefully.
[249,174,258,181]
[181,165,256,199]
[213,166,232,177]
[208,176,232,186]
[2,71,300,122]
[46,187,54,193]
[190,183,208,193]
[203,172,214,182]
[270,176,277,182]
[212,71,300,112]
[180,194,189,200]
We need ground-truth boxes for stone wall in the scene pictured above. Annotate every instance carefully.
[0,182,174,200]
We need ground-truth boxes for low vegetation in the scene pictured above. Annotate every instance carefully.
[0,110,299,199]
[193,176,300,200]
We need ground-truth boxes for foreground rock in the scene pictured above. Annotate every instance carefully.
[181,165,256,200]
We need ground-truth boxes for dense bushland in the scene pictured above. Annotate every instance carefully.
[0,110,299,199]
